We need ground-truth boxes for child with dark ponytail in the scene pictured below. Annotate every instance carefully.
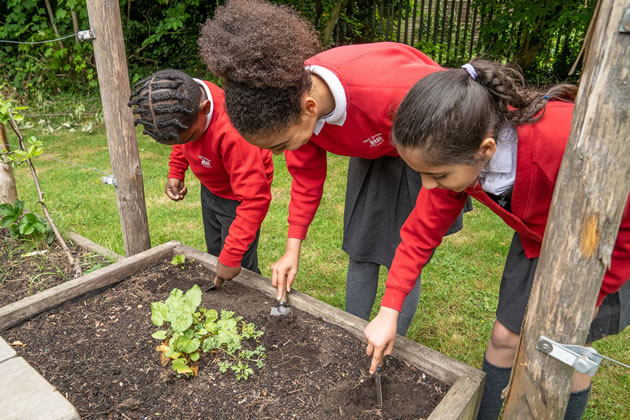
[128,69,274,286]
[365,59,630,419]
[198,0,469,336]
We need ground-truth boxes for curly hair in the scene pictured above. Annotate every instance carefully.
[198,0,321,136]
[128,69,201,143]
[393,59,577,166]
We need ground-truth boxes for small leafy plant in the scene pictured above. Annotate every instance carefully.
[151,285,266,380]
[170,254,186,267]
[0,200,53,243]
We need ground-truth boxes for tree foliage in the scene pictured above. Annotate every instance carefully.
[0,0,594,101]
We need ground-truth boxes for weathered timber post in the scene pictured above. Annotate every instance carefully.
[0,122,18,204]
[85,0,151,256]
[502,1,630,418]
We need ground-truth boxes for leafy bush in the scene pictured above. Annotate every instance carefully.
[0,200,53,243]
[151,285,266,380]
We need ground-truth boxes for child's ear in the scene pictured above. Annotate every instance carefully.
[477,137,496,161]
[302,96,318,118]
[200,99,212,115]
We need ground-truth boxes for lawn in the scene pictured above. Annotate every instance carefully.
[7,121,629,418]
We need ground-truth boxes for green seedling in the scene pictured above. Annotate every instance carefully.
[170,254,186,267]
[0,200,53,243]
[151,285,266,379]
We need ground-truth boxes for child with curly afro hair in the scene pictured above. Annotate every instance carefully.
[198,0,469,336]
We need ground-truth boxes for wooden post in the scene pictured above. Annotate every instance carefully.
[503,1,630,418]
[85,0,151,256]
[0,123,18,204]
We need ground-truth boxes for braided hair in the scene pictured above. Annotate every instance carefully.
[128,69,201,143]
[393,59,577,166]
[198,0,321,137]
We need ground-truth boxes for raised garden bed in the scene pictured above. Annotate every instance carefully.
[1,242,484,419]
[0,229,118,308]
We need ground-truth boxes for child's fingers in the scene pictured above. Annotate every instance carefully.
[369,347,383,375]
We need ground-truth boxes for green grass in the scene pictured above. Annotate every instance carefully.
[8,123,629,418]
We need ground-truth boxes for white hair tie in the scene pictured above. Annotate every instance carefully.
[462,63,478,80]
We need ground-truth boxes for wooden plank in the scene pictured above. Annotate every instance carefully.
[428,375,483,420]
[0,241,179,332]
[176,244,484,383]
[86,0,151,256]
[503,1,630,418]
[68,231,124,261]
[0,336,16,363]
[0,357,79,420]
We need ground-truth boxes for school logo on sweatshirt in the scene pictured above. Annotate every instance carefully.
[199,155,212,168]
[364,133,385,148]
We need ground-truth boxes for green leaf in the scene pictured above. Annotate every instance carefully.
[190,352,200,362]
[152,330,167,340]
[176,336,200,354]
[171,358,192,375]
[171,254,185,266]
[0,204,13,216]
[1,216,16,227]
[150,302,168,327]
[205,309,218,323]
[183,284,202,312]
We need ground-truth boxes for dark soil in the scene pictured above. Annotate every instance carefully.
[7,258,449,419]
[0,228,112,307]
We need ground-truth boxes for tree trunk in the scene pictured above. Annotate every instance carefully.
[86,0,151,256]
[71,11,79,43]
[0,123,17,204]
[502,0,630,417]
[43,0,64,50]
[321,0,349,46]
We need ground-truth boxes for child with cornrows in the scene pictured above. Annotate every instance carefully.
[197,0,469,336]
[128,69,274,285]
[364,60,630,419]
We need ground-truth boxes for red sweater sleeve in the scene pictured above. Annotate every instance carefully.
[382,188,468,311]
[284,141,327,239]
[598,195,630,305]
[217,137,273,267]
[167,145,189,181]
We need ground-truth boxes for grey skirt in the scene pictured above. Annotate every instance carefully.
[342,156,470,268]
[497,233,630,342]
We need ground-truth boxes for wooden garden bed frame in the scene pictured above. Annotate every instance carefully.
[0,239,484,419]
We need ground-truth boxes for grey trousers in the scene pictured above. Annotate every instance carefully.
[345,258,422,336]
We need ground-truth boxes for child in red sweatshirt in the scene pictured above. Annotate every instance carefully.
[129,69,273,285]
[198,0,468,335]
[364,60,630,419]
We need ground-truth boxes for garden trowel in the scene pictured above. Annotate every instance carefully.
[374,364,383,408]
[270,292,291,316]
[203,274,224,292]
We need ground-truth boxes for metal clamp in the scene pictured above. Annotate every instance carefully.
[101,174,118,187]
[621,8,630,33]
[77,29,95,41]
[536,336,602,376]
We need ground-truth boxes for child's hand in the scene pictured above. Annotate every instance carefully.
[165,178,187,201]
[365,306,399,374]
[216,261,241,283]
[271,238,301,300]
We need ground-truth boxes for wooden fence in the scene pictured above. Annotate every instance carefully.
[332,0,589,77]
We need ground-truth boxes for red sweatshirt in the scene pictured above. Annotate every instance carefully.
[382,102,630,311]
[168,81,274,267]
[285,42,443,239]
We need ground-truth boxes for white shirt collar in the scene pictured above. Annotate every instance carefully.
[193,78,213,132]
[479,123,518,195]
[305,65,347,135]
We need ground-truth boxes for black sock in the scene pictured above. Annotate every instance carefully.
[564,384,592,420]
[477,356,511,420]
